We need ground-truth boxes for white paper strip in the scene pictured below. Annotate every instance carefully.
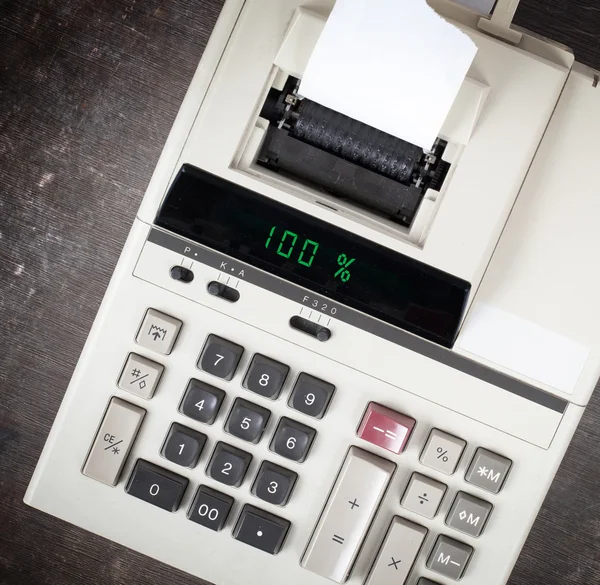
[299,0,478,149]
[458,304,590,394]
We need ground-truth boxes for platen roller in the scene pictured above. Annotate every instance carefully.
[258,76,450,227]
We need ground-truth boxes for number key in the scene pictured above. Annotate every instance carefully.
[125,459,188,512]
[243,354,290,399]
[198,334,244,381]
[161,423,206,468]
[270,417,316,463]
[207,442,252,487]
[288,373,335,419]
[187,485,234,532]
[252,461,297,506]
[233,504,290,555]
[179,379,225,425]
[225,398,270,444]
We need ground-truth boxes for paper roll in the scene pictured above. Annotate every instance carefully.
[299,0,478,150]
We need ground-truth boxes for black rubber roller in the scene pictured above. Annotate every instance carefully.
[291,99,422,185]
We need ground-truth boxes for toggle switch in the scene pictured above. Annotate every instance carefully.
[207,281,240,303]
[170,265,194,283]
[290,316,331,342]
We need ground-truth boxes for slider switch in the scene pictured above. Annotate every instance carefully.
[170,265,194,283]
[207,281,240,303]
[290,316,331,342]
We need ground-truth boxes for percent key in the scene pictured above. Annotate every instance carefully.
[422,430,467,475]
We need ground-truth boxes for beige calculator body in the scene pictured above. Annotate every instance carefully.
[26,2,600,585]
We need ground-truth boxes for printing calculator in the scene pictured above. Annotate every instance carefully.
[25,1,600,585]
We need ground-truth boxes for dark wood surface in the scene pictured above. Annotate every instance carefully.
[1,1,599,584]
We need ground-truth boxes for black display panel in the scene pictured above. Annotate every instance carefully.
[155,165,471,347]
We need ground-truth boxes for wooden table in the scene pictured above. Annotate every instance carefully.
[1,1,599,583]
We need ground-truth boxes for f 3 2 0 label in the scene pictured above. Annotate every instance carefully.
[302,296,338,315]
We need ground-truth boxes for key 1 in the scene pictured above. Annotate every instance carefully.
[161,423,207,468]
[233,504,290,555]
[125,459,188,512]
[206,442,252,487]
[187,485,234,532]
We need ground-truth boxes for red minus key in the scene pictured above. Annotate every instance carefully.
[357,402,416,454]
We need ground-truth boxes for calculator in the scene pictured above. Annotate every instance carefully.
[25,1,600,585]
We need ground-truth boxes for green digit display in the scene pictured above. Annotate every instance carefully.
[277,230,298,258]
[266,226,320,267]
[298,239,319,267]
[265,226,276,248]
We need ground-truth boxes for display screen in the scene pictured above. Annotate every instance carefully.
[155,165,470,347]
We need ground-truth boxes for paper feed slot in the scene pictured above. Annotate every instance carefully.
[235,7,490,233]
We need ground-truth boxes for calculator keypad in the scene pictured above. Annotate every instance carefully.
[252,461,297,506]
[271,417,316,462]
[179,379,225,425]
[207,442,252,487]
[161,423,206,468]
[233,504,290,555]
[126,459,188,512]
[225,398,270,444]
[288,373,335,419]
[198,334,244,380]
[187,485,234,532]
[243,354,289,399]
[102,306,513,579]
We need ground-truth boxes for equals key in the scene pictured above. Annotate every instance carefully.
[82,398,146,486]
[302,447,395,583]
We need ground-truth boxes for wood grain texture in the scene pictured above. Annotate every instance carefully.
[0,1,598,584]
